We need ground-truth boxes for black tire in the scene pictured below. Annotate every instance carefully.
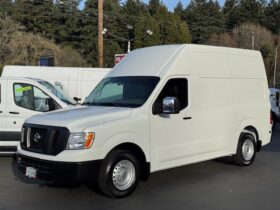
[233,133,256,166]
[98,150,140,198]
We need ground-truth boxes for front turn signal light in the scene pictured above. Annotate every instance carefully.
[84,132,95,149]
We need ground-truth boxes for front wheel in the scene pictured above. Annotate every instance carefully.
[233,133,256,166]
[98,150,140,198]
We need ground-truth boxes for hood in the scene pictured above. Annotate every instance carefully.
[26,106,132,131]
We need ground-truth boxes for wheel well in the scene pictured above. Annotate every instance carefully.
[243,126,258,140]
[242,126,261,152]
[112,143,150,181]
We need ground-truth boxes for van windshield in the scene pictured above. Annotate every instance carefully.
[38,81,76,105]
[83,76,160,108]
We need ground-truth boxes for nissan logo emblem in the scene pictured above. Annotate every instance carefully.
[33,133,42,143]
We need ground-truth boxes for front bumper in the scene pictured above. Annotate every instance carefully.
[17,154,102,185]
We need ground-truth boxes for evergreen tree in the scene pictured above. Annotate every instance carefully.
[52,0,82,47]
[0,0,13,18]
[148,0,164,16]
[79,0,98,66]
[133,13,161,48]
[174,1,185,19]
[223,0,240,29]
[81,0,122,67]
[2,0,278,70]
[13,0,56,35]
[103,0,122,66]
[238,0,266,24]
[174,15,191,43]
[148,1,175,44]
[264,0,280,34]
[185,0,224,43]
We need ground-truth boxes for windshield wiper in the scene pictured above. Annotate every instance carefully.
[82,102,121,107]
[82,102,95,106]
[100,102,121,107]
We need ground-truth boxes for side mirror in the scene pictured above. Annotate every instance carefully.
[162,97,180,114]
[73,97,81,103]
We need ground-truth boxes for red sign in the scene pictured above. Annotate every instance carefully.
[115,54,126,65]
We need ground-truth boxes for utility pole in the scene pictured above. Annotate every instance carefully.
[274,45,279,87]
[251,32,255,50]
[98,0,103,68]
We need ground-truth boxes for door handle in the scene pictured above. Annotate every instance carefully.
[9,111,19,115]
[183,117,192,120]
[0,111,3,113]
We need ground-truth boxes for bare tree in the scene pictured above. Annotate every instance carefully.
[0,18,88,75]
[207,32,237,48]
[233,22,274,51]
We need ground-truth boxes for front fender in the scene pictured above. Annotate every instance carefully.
[94,132,150,162]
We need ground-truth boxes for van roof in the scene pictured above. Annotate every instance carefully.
[109,45,183,77]
[0,77,47,83]
[108,44,262,78]
[3,65,111,72]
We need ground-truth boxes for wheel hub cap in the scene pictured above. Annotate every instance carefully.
[112,160,136,191]
[242,139,254,161]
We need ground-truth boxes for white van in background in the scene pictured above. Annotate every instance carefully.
[270,88,280,129]
[0,77,72,154]
[17,45,271,198]
[2,66,111,102]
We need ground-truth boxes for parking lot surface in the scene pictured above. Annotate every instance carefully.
[0,127,280,210]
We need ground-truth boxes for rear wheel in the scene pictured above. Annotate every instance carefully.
[233,133,256,166]
[98,150,140,198]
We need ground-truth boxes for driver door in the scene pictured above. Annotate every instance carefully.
[150,77,194,171]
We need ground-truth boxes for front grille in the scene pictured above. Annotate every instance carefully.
[21,124,70,156]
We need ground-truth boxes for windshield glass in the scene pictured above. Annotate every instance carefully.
[38,81,76,105]
[84,76,160,108]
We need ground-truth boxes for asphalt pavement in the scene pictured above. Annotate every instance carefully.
[0,126,280,210]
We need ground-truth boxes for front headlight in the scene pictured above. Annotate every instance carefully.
[66,132,95,150]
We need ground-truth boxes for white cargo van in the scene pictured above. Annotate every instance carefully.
[2,66,111,102]
[270,88,280,129]
[17,45,272,198]
[0,77,73,154]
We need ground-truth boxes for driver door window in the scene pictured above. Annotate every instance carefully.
[34,86,52,111]
[14,83,60,112]
[153,78,188,114]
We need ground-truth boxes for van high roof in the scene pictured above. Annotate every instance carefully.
[109,44,263,78]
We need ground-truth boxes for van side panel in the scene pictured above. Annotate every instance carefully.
[230,53,271,146]
[3,66,111,101]
[190,49,236,156]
